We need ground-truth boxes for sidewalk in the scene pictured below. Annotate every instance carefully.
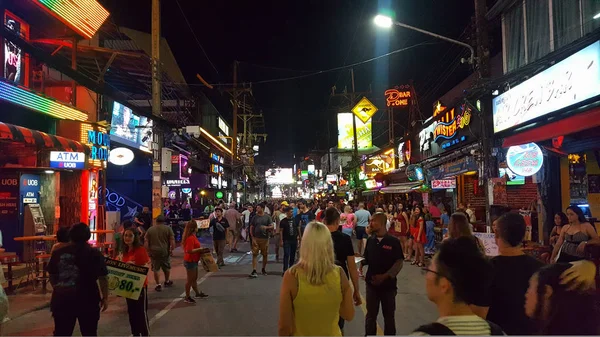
[2,244,206,336]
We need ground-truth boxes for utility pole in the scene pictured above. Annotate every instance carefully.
[474,0,494,229]
[330,68,369,199]
[224,62,251,204]
[151,0,162,219]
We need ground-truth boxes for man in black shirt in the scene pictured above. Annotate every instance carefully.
[209,208,230,267]
[361,212,403,336]
[323,208,361,333]
[49,223,109,336]
[279,207,299,274]
[294,199,315,237]
[469,213,541,335]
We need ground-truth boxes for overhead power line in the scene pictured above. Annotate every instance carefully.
[183,41,440,87]
[175,0,220,78]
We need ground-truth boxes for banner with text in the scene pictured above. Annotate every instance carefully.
[106,258,149,300]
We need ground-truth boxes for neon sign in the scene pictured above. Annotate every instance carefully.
[0,79,88,121]
[433,101,447,117]
[384,89,411,107]
[433,106,472,142]
[33,0,110,39]
[87,130,110,161]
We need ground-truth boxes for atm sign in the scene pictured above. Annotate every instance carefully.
[49,151,85,169]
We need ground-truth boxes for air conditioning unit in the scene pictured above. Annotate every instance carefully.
[161,148,173,172]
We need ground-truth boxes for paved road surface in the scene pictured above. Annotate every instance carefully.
[3,239,437,336]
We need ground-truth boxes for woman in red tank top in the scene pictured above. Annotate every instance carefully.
[410,206,426,267]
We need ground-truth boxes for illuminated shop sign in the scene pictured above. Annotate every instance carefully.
[49,151,85,169]
[182,188,192,194]
[222,180,228,189]
[4,11,29,86]
[433,101,447,118]
[493,40,600,133]
[20,174,40,204]
[179,154,190,179]
[210,176,219,188]
[265,168,294,185]
[431,179,456,189]
[433,105,472,142]
[406,165,424,182]
[218,118,230,135]
[363,149,395,178]
[337,113,372,149]
[365,179,378,189]
[211,153,223,163]
[32,0,110,39]
[0,79,88,121]
[506,143,543,177]
[211,164,224,175]
[165,179,190,186]
[385,86,411,107]
[87,131,110,161]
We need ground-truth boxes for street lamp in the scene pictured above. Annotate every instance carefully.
[374,14,475,65]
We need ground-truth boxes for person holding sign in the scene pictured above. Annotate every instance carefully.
[182,220,208,304]
[119,228,151,336]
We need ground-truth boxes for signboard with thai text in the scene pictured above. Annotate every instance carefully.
[493,40,600,133]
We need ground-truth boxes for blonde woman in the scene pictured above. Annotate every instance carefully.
[278,221,355,336]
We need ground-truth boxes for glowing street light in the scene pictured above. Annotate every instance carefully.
[374,13,475,65]
[374,15,393,28]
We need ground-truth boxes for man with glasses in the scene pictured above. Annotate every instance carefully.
[414,237,504,335]
[360,212,403,336]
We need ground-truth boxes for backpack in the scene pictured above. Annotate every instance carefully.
[414,321,504,335]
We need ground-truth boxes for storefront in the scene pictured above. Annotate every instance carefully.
[413,101,484,221]
[493,39,600,239]
[0,120,102,258]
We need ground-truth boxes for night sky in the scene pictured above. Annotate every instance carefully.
[100,0,481,167]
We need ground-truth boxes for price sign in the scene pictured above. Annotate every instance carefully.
[473,233,499,256]
[105,258,149,300]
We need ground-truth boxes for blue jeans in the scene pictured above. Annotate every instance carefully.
[282,240,298,272]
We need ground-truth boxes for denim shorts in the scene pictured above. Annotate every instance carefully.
[184,261,198,270]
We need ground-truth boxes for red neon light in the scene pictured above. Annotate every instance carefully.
[384,89,411,107]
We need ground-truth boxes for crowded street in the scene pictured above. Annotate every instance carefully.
[2,239,437,336]
[1,0,600,335]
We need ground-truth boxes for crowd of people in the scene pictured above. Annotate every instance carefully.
[39,197,600,336]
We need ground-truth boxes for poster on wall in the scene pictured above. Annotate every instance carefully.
[4,11,29,85]
[488,178,507,205]
[0,173,19,218]
[89,171,98,230]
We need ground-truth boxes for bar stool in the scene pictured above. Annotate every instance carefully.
[35,254,52,294]
[0,253,20,294]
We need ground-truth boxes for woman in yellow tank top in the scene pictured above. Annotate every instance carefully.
[278,221,355,336]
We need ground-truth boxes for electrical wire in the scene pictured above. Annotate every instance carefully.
[183,41,439,87]
[174,0,220,78]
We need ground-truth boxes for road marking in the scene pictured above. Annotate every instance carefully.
[359,293,384,336]
[148,272,213,327]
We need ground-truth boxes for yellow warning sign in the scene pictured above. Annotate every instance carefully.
[351,97,378,124]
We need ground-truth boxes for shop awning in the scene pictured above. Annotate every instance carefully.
[0,122,89,153]
[380,182,421,194]
[502,107,600,147]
